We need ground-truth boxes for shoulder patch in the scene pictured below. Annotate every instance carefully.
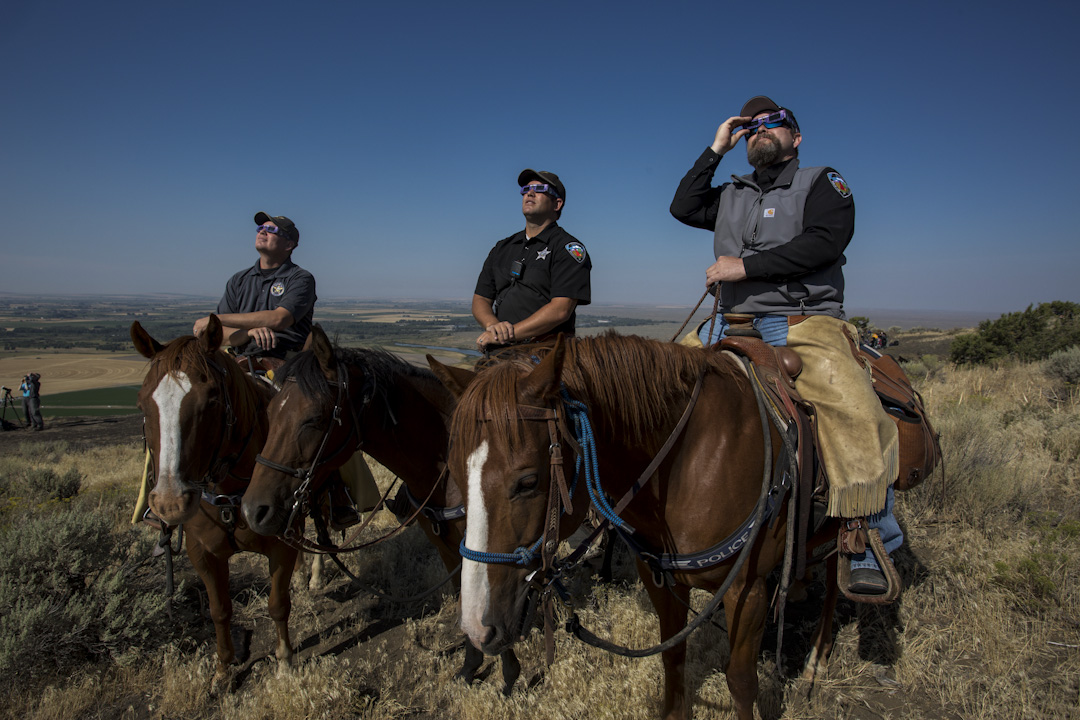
[827,171,851,198]
[270,281,286,297]
[564,242,586,263]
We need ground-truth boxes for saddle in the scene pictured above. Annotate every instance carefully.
[714,316,934,604]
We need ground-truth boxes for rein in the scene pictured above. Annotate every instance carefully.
[566,357,777,657]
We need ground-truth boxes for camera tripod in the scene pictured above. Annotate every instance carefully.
[1,386,25,428]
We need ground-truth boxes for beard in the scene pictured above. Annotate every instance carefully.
[747,134,783,169]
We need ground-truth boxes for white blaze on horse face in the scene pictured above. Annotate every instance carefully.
[460,440,492,645]
[151,372,193,482]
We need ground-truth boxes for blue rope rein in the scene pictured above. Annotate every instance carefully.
[559,390,629,533]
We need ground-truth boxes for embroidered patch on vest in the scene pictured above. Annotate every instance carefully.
[827,172,851,198]
[270,281,286,297]
[565,242,586,263]
[763,208,775,218]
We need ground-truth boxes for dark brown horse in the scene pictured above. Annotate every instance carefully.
[241,325,521,692]
[430,334,838,720]
[132,316,299,687]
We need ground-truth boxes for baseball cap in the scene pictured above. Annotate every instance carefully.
[740,95,800,133]
[517,169,565,203]
[254,212,300,242]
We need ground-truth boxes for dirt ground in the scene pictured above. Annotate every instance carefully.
[0,412,144,450]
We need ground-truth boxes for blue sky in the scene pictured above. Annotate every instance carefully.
[2,0,1078,315]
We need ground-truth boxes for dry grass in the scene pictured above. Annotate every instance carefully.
[3,357,1080,719]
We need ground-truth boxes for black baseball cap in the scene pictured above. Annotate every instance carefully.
[517,169,565,203]
[254,212,300,242]
[740,95,800,133]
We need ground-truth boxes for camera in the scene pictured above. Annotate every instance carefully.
[1,386,9,393]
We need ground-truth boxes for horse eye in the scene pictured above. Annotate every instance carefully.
[511,473,540,498]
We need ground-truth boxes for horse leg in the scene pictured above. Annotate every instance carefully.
[267,544,298,666]
[457,638,484,684]
[186,541,235,688]
[499,648,521,695]
[722,574,770,720]
[801,554,838,684]
[639,563,690,720]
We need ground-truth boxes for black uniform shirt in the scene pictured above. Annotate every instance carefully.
[218,259,317,358]
[474,222,592,337]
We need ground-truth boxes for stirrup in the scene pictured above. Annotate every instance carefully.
[837,528,901,604]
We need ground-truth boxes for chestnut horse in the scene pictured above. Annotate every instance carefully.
[429,334,838,720]
[241,325,521,692]
[132,316,298,686]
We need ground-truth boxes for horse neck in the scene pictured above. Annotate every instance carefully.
[348,364,449,495]
[217,364,269,480]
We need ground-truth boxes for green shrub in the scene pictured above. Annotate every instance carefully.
[1043,345,1080,387]
[0,506,163,678]
[950,301,1080,365]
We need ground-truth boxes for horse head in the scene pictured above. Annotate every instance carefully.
[133,315,246,526]
[244,324,358,536]
[430,338,587,655]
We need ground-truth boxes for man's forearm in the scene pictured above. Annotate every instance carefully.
[215,309,293,332]
[510,298,578,339]
[472,294,499,328]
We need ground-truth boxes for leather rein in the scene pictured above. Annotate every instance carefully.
[253,364,453,555]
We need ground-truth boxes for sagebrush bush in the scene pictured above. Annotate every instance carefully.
[1043,345,1080,387]
[0,505,163,679]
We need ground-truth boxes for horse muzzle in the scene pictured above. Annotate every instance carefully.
[148,477,200,525]
[242,497,290,537]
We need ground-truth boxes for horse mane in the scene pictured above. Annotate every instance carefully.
[451,333,743,464]
[150,336,266,425]
[278,345,439,412]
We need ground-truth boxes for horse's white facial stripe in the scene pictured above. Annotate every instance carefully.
[152,372,192,481]
[460,440,491,642]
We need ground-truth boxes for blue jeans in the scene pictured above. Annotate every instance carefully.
[700,313,903,570]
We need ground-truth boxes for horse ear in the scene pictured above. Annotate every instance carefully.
[521,335,566,402]
[310,324,336,374]
[427,355,476,398]
[131,321,164,359]
[198,315,224,354]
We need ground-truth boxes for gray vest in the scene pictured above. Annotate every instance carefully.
[713,160,845,316]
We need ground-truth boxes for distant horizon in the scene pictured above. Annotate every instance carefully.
[0,291,1010,331]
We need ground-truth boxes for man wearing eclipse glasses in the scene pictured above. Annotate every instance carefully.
[472,169,592,350]
[193,212,317,367]
[670,96,901,597]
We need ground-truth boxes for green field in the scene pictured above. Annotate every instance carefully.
[39,385,139,417]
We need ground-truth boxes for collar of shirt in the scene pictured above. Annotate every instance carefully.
[248,258,296,279]
[518,222,560,247]
[751,157,798,192]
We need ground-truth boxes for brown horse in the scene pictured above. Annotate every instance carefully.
[429,334,838,720]
[131,316,299,687]
[241,325,521,692]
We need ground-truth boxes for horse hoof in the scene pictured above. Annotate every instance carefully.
[209,668,236,696]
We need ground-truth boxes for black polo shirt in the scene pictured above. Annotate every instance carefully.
[217,259,317,358]
[474,223,591,337]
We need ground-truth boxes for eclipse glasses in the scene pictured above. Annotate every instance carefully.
[520,183,561,199]
[740,109,797,136]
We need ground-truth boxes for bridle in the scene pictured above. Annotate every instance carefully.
[457,369,709,663]
[254,363,371,540]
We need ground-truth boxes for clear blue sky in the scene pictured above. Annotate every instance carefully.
[3,0,1078,315]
